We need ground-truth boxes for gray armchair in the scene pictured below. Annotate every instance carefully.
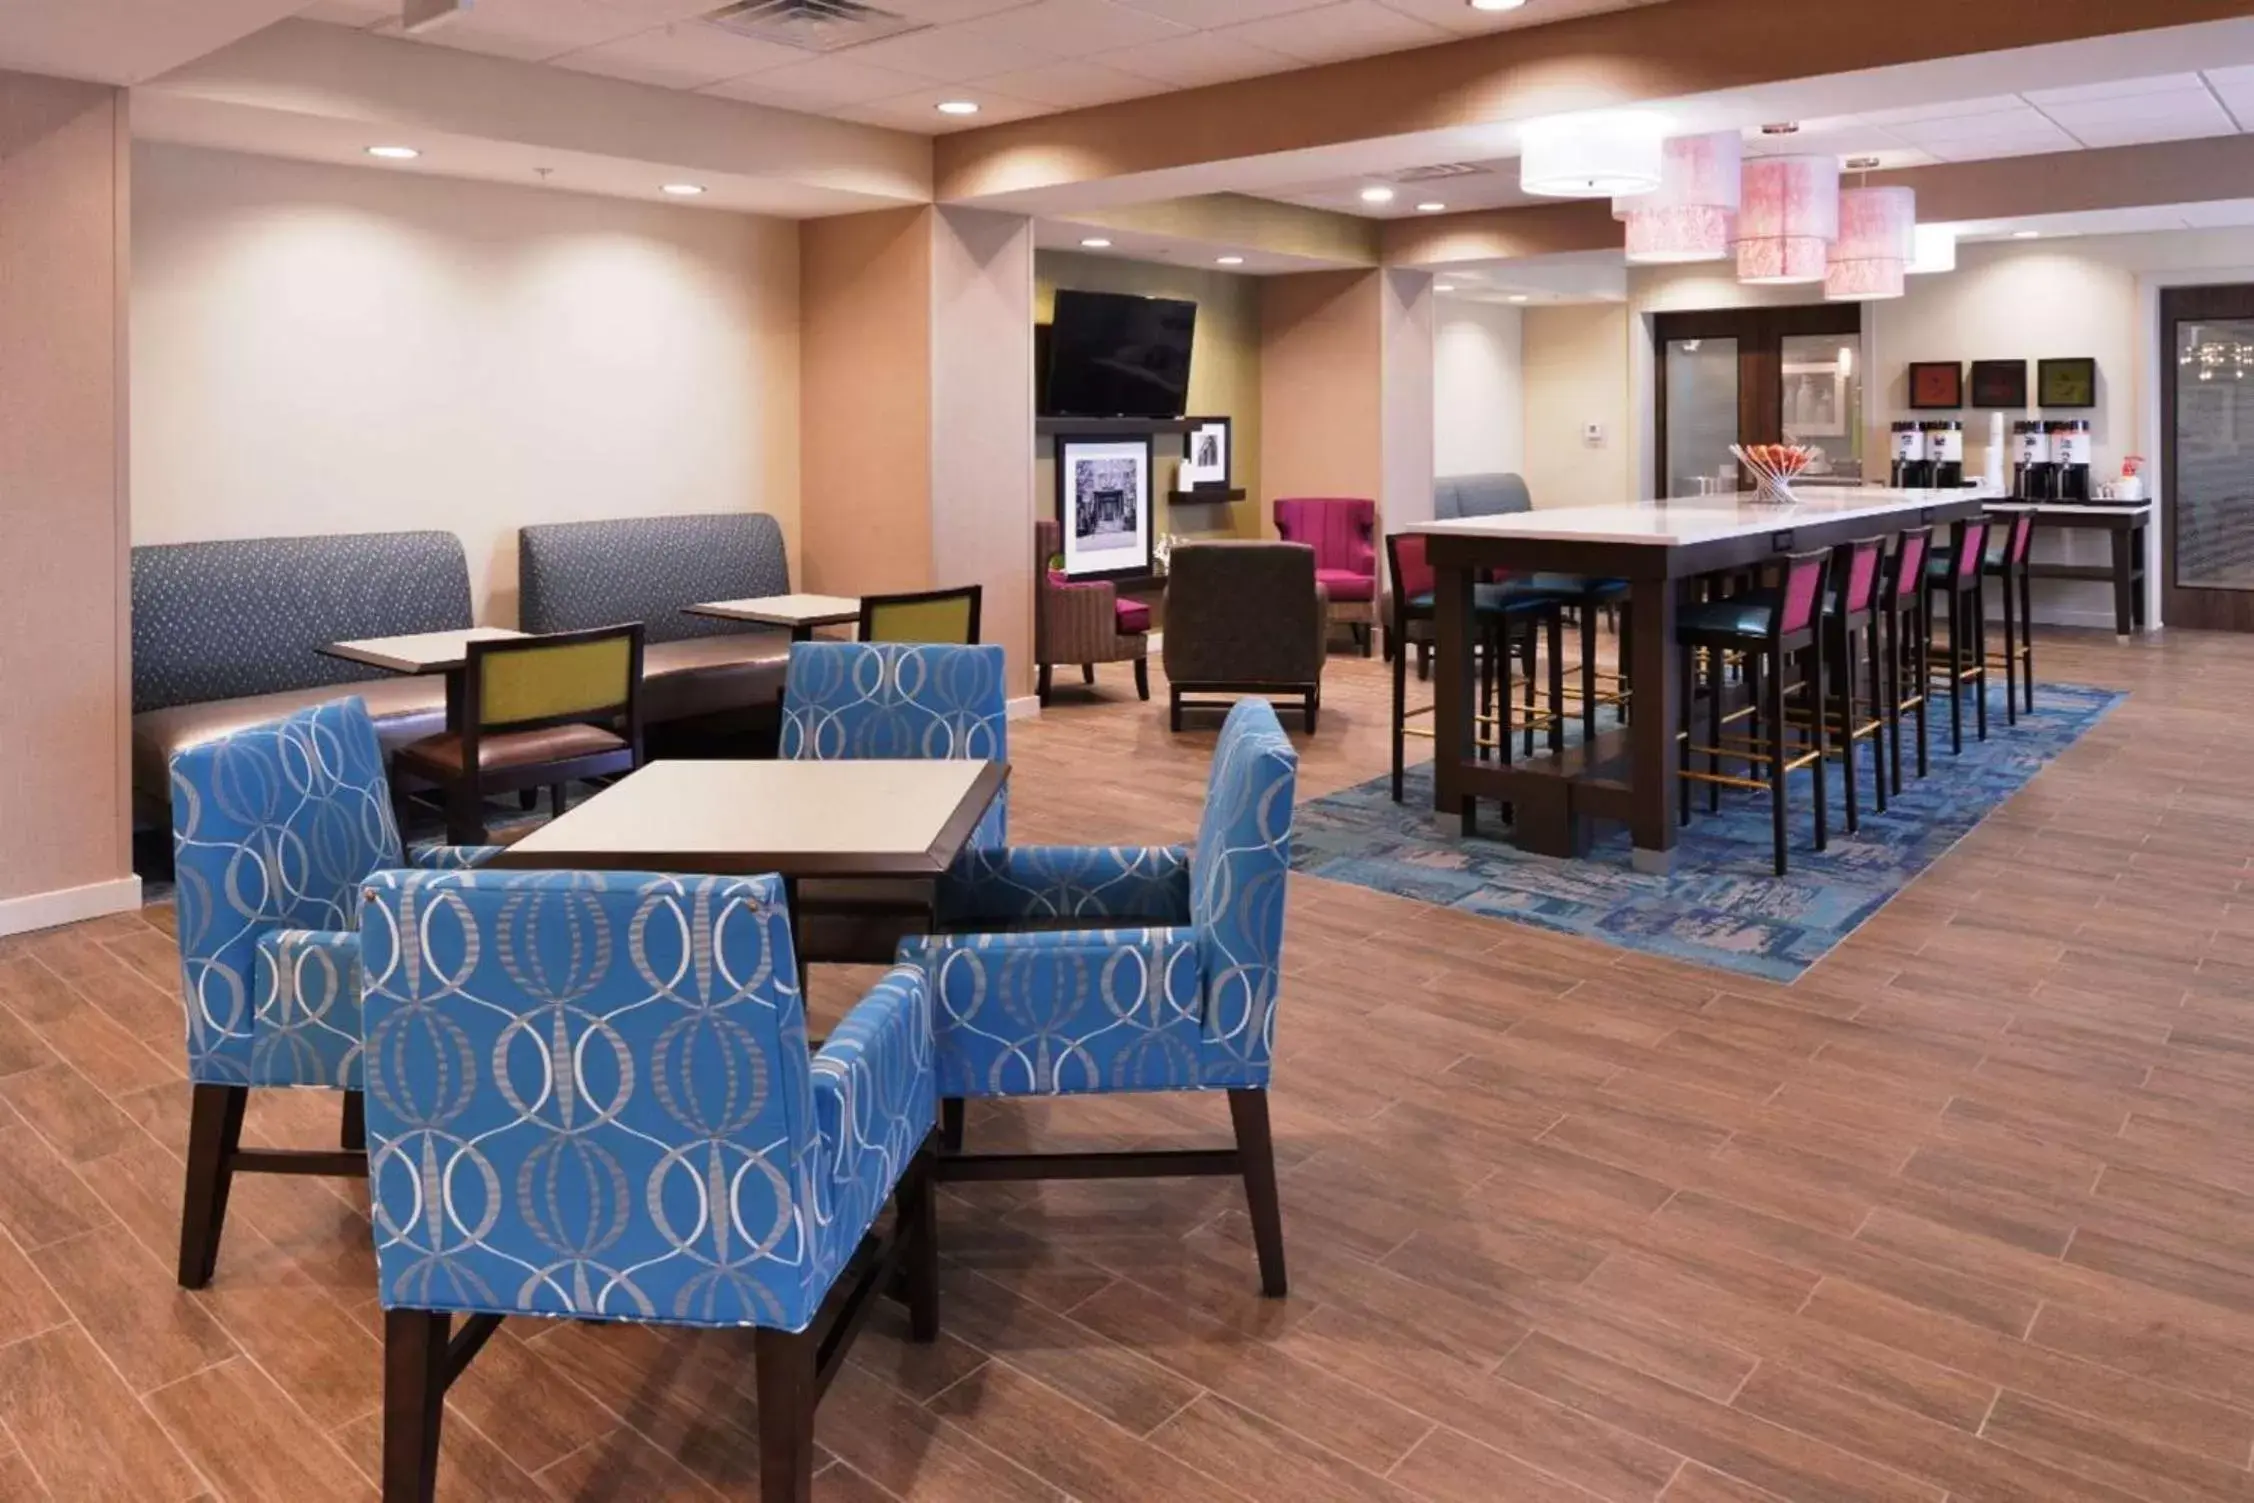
[1163,541,1327,732]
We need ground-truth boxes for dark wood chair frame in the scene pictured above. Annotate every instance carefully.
[1985,510,2037,724]
[381,1140,941,1503]
[179,1085,367,1289]
[1821,536,1889,834]
[1882,526,1934,796]
[1927,518,1992,755]
[858,583,984,644]
[1172,681,1320,735]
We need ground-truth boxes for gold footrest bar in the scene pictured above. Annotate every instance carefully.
[1677,768,1779,793]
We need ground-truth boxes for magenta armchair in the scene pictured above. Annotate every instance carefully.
[1274,497,1378,655]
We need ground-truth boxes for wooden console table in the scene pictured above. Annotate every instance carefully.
[1987,501,2152,640]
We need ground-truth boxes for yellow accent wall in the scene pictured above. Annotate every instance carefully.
[1034,250,1262,541]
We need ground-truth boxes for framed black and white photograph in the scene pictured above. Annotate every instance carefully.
[1178,415,1233,491]
[1056,435,1154,580]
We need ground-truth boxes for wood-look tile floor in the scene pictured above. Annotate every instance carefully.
[4,630,2254,1501]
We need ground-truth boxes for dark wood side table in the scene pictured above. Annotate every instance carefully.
[1988,502,2153,641]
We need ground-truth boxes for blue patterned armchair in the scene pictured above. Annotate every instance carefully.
[167,696,498,1289]
[356,867,938,1503]
[901,699,1299,1295]
[779,641,1009,961]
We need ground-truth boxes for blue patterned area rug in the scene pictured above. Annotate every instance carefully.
[1291,682,2124,982]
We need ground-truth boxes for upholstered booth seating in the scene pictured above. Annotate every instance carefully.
[357,867,939,1503]
[780,641,1007,962]
[517,512,794,729]
[168,697,496,1289]
[130,531,474,822]
[907,698,1301,1294]
[1435,472,1535,522]
[1033,518,1149,703]
[1163,541,1327,732]
[1274,497,1378,654]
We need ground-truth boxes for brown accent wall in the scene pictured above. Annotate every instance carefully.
[0,73,133,914]
[1259,271,1385,524]
[799,207,934,597]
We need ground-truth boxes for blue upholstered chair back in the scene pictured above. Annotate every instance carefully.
[1190,700,1299,1071]
[780,642,1009,846]
[518,513,790,645]
[169,697,402,1084]
[356,868,873,1332]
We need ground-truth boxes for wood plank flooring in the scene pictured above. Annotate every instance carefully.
[5,629,2254,1500]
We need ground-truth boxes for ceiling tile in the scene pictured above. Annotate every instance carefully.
[2022,71,2207,105]
[381,0,650,61]
[2205,64,2254,92]
[1375,0,1659,34]
[837,84,1050,131]
[2065,115,2237,150]
[294,0,397,25]
[553,22,805,90]
[956,0,1190,55]
[971,58,1161,107]
[876,0,1046,20]
[2037,89,2236,143]
[703,53,931,107]
[1116,0,1328,22]
[1849,94,2028,128]
[1214,0,1449,65]
[1097,30,1301,87]
[2177,197,2254,228]
[2211,81,2254,131]
[844,20,1061,80]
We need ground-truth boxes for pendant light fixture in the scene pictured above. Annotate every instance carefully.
[1614,130,1742,264]
[1909,222,1958,275]
[1519,111,1666,199]
[1735,155,1839,284]
[1824,186,1915,301]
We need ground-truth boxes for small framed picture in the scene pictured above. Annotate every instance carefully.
[1969,359,2028,409]
[1781,362,1849,438]
[2038,357,2098,409]
[1907,361,1964,410]
[1178,415,1233,491]
[1056,434,1154,581]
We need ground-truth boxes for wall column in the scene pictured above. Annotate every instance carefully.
[0,73,137,933]
[1258,267,1433,532]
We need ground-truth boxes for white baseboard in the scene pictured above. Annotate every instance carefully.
[1007,695,1041,721]
[0,875,144,939]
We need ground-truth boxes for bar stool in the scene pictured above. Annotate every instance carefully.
[1676,548,1833,876]
[1925,516,1991,754]
[1532,576,1632,740]
[1386,533,1565,804]
[1822,536,1888,832]
[1986,509,2036,723]
[1882,525,1933,796]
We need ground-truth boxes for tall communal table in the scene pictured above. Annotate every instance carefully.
[1417,486,1992,875]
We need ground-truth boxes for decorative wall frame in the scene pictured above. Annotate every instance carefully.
[2038,357,2098,409]
[1055,434,1154,581]
[1969,359,2028,409]
[1907,361,1964,410]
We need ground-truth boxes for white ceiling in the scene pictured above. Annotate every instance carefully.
[293,0,1671,133]
[1032,216,1362,273]
[1260,67,2254,218]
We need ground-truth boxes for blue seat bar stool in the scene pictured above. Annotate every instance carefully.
[167,697,497,1289]
[1925,516,1993,755]
[908,699,1300,1294]
[1821,536,1889,833]
[357,868,940,1503]
[1882,526,1934,795]
[1675,549,1834,876]
[1985,509,2038,723]
[1532,574,1633,739]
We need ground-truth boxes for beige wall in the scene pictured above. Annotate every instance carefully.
[1435,300,1525,478]
[132,143,800,626]
[1259,270,1384,527]
[1382,269,1436,531]
[1520,303,1633,509]
[0,73,135,924]
[1035,250,1263,540]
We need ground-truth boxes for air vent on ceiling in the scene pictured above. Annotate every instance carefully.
[701,0,926,53]
[1395,162,1486,182]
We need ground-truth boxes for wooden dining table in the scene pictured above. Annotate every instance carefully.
[1415,485,1994,875]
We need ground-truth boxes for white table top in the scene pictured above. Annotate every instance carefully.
[686,593,862,627]
[322,626,524,673]
[1413,485,1998,547]
[490,758,1005,876]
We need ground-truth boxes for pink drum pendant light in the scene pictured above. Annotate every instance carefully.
[1615,131,1742,264]
[1735,155,1839,285]
[1825,186,1916,301]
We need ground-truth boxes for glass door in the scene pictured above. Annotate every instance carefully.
[1654,305,1863,498]
[1780,332,1864,482]
[2165,286,2254,630]
[1663,337,1740,497]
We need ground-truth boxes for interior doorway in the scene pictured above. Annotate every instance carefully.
[1653,304,1864,498]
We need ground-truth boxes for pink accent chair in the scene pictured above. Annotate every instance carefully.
[1273,497,1378,656]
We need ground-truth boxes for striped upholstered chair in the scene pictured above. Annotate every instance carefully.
[168,696,496,1290]
[356,867,938,1503]
[1033,518,1150,703]
[1274,496,1379,654]
[906,698,1300,1294]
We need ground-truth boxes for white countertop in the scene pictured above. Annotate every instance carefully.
[1413,485,1999,547]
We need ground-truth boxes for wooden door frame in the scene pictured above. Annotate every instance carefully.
[2159,283,2254,632]
[1653,303,1862,497]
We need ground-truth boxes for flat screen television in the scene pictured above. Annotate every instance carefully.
[1043,289,1196,419]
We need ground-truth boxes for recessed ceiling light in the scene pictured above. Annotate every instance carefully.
[1508,294,1529,302]
[661,183,705,196]
[1469,0,1527,9]
[2012,229,2040,239]
[1359,185,1396,204]
[366,145,420,160]
[1216,255,1245,265]
[1080,237,1112,248]
[936,100,980,116]
[1416,201,1448,213]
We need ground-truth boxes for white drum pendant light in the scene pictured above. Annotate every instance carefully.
[1825,186,1915,301]
[1909,222,1958,275]
[1735,155,1839,284]
[1520,112,1666,198]
[1614,130,1742,264]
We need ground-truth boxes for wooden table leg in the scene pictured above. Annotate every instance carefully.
[2111,526,2135,642]
[1432,561,1478,834]
[1627,575,1679,875]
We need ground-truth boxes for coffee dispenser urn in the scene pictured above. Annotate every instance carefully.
[2054,419,2093,503]
[1890,421,1930,488]
[1926,420,1965,488]
[2013,420,2054,501]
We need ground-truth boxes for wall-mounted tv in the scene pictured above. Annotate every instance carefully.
[1043,289,1196,419]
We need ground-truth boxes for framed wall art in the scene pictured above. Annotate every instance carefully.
[1907,361,1964,410]
[1969,359,2028,409]
[1055,434,1154,580]
[2037,356,2098,409]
